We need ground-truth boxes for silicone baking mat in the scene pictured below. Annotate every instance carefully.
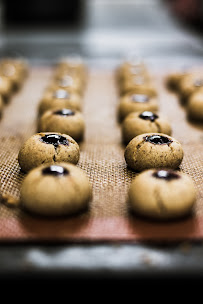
[0,67,202,242]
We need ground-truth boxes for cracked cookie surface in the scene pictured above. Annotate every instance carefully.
[118,92,159,121]
[128,169,196,220]
[38,88,82,116]
[38,108,85,142]
[18,132,80,172]
[122,111,172,144]
[20,162,92,216]
[124,132,183,171]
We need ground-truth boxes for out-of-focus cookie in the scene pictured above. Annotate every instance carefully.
[0,95,3,117]
[38,108,85,141]
[165,70,189,92]
[124,133,183,171]
[118,91,158,121]
[116,57,149,84]
[122,111,172,144]
[187,90,203,121]
[38,88,82,116]
[128,169,196,220]
[0,59,28,90]
[179,73,203,101]
[20,163,92,216]
[51,75,84,96]
[119,74,153,94]
[18,132,80,172]
[0,76,13,102]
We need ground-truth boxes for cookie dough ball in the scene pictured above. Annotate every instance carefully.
[54,56,87,86]
[20,163,92,216]
[122,111,172,144]
[0,95,4,117]
[38,88,82,116]
[18,132,80,173]
[187,90,203,121]
[0,59,28,90]
[118,92,159,121]
[165,70,189,92]
[51,75,84,96]
[116,58,149,84]
[56,56,87,75]
[179,73,203,101]
[0,76,13,102]
[128,169,196,220]
[38,108,85,142]
[119,75,156,96]
[124,133,183,171]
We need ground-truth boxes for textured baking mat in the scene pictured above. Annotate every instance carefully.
[0,67,202,242]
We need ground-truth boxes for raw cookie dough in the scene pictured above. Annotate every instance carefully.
[51,75,84,96]
[119,74,154,96]
[38,88,82,116]
[187,90,203,121]
[124,133,183,171]
[48,75,84,96]
[54,56,87,88]
[20,163,92,216]
[118,92,159,121]
[128,169,196,220]
[116,58,149,84]
[0,58,28,90]
[165,70,189,92]
[179,73,203,101]
[18,132,80,172]
[38,108,85,141]
[122,111,172,144]
[0,76,13,102]
[0,95,3,117]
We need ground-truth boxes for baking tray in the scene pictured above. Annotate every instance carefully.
[0,66,202,242]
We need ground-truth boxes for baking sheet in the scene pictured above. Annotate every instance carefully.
[0,67,202,242]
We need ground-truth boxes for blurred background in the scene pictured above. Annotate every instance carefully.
[0,0,202,67]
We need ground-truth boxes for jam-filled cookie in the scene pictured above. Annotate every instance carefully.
[55,56,87,77]
[54,56,87,87]
[128,169,196,220]
[0,75,13,102]
[118,91,158,121]
[0,95,4,117]
[187,90,203,121]
[0,58,28,90]
[38,88,82,116]
[119,74,154,96]
[116,57,149,84]
[20,163,92,216]
[165,70,189,92]
[18,132,80,172]
[124,133,183,171]
[38,108,85,142]
[122,111,172,144]
[47,75,84,96]
[179,73,203,101]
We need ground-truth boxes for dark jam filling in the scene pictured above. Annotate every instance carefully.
[131,94,149,103]
[144,135,172,145]
[194,79,203,87]
[53,89,70,99]
[40,134,69,149]
[139,111,158,122]
[54,109,75,116]
[152,170,180,181]
[42,165,69,176]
